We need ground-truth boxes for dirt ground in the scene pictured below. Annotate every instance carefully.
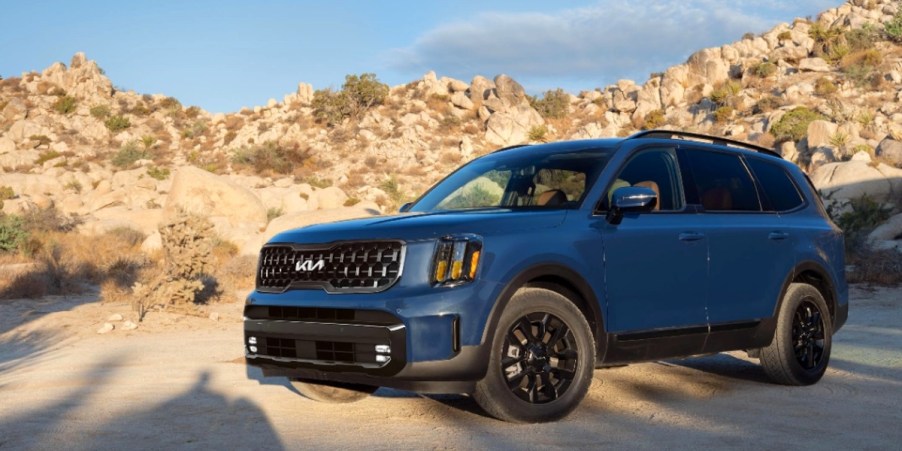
[1,285,900,450]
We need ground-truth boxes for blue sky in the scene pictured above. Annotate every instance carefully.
[1,0,839,113]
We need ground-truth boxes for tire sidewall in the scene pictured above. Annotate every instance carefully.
[477,288,595,423]
[776,284,833,385]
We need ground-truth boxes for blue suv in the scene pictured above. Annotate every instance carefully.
[244,130,848,422]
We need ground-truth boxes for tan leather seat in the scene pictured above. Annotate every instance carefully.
[536,189,567,206]
[634,180,660,211]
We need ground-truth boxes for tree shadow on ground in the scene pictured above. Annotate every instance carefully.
[0,357,284,450]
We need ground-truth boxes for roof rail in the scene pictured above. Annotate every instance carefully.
[491,143,532,153]
[628,129,781,158]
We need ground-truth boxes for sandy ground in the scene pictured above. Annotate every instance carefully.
[0,285,900,450]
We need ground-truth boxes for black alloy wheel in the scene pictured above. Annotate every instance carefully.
[502,313,579,403]
[792,299,826,370]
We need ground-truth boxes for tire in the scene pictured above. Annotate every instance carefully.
[760,283,833,385]
[474,287,595,423]
[289,379,377,403]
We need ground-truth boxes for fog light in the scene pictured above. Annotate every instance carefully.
[375,344,391,354]
[248,336,257,345]
[249,345,258,353]
[375,355,389,363]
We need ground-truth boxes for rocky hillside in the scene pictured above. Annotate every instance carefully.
[2,0,902,256]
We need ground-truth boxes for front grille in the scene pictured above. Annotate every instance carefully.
[257,241,405,293]
[258,337,374,365]
[244,306,399,325]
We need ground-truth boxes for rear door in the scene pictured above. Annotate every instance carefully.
[681,148,795,325]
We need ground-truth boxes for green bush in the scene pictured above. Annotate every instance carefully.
[814,77,838,96]
[105,115,131,132]
[112,141,146,168]
[0,185,14,201]
[714,106,734,123]
[311,73,388,126]
[641,109,666,130]
[232,141,306,175]
[0,214,28,253]
[885,11,902,43]
[528,125,549,142]
[90,104,111,119]
[529,88,570,119]
[147,166,170,180]
[751,61,777,78]
[847,24,878,51]
[835,194,891,236]
[53,96,77,114]
[35,150,61,165]
[710,81,741,106]
[770,107,825,142]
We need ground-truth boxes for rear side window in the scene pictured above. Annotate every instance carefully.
[685,150,761,212]
[746,158,804,212]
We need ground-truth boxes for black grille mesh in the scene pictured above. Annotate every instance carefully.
[257,241,404,293]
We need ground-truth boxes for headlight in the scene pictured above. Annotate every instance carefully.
[432,234,482,286]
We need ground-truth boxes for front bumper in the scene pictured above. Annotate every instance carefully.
[243,302,490,394]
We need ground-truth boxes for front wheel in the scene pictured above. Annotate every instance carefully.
[474,287,595,423]
[289,379,377,403]
[759,283,833,385]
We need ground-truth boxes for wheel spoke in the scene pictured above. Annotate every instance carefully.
[501,355,522,370]
[540,372,558,401]
[526,373,538,403]
[555,348,578,360]
[550,365,575,380]
[547,323,570,349]
[806,342,815,368]
[514,318,535,344]
[536,314,549,343]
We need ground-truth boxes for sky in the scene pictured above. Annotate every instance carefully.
[0,0,840,113]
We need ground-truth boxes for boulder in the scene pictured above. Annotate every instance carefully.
[876,138,902,167]
[314,186,349,210]
[0,137,16,155]
[811,161,902,212]
[468,75,495,103]
[807,120,838,148]
[868,213,902,243]
[799,58,832,72]
[493,74,527,106]
[450,91,474,110]
[485,105,544,147]
[163,166,267,231]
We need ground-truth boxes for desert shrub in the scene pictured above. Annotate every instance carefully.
[742,32,756,40]
[112,141,146,168]
[312,73,388,126]
[710,81,741,106]
[140,135,157,150]
[21,206,80,234]
[835,194,891,236]
[303,176,332,189]
[777,31,792,41]
[90,104,111,119]
[885,10,902,43]
[131,211,215,320]
[64,180,82,193]
[846,247,902,285]
[147,166,170,180]
[34,150,61,165]
[232,141,308,175]
[847,24,878,51]
[751,61,777,78]
[53,96,77,114]
[641,109,666,130]
[530,88,570,119]
[380,176,405,206]
[311,88,348,126]
[714,106,734,123]
[753,96,782,114]
[840,49,882,86]
[770,107,825,142]
[30,135,52,147]
[0,214,27,252]
[814,77,838,96]
[266,207,283,222]
[0,185,14,201]
[105,115,131,132]
[344,197,360,207]
[185,106,202,119]
[528,124,549,142]
[223,130,238,145]
[159,96,182,110]
[181,120,208,139]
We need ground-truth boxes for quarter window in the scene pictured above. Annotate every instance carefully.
[747,158,804,212]
[685,150,761,212]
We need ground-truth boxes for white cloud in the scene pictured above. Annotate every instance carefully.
[385,0,838,91]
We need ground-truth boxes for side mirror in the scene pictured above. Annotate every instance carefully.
[399,202,413,213]
[606,186,657,225]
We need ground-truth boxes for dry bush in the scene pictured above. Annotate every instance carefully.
[426,94,451,114]
[131,211,216,320]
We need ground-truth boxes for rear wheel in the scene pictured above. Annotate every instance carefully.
[760,283,832,385]
[474,287,595,423]
[289,379,377,403]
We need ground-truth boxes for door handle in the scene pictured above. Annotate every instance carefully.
[768,231,789,241]
[679,232,705,242]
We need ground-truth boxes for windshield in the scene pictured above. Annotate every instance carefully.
[410,146,613,212]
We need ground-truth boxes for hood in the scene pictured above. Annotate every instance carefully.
[268,209,568,244]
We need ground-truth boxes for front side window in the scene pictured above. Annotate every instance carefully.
[413,147,613,212]
[603,148,684,211]
[685,150,761,212]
